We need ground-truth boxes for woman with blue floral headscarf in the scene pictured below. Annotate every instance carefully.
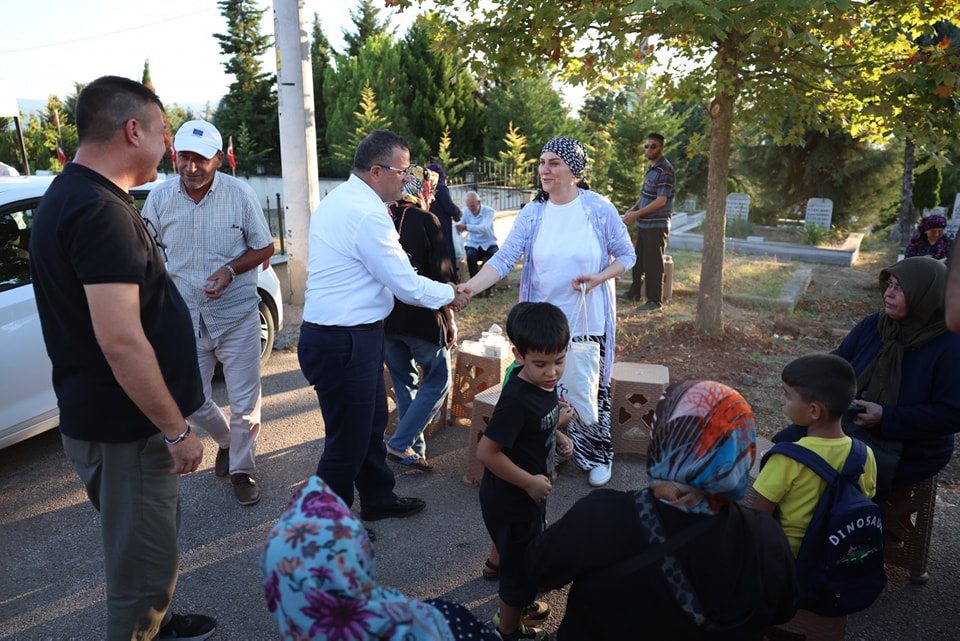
[459,136,636,490]
[527,380,798,640]
[262,476,499,640]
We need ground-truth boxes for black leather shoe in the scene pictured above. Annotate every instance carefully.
[360,497,426,521]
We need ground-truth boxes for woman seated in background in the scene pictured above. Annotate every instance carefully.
[261,476,499,641]
[527,380,798,640]
[774,256,960,499]
[904,214,952,261]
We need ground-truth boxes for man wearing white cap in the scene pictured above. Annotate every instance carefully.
[142,119,274,506]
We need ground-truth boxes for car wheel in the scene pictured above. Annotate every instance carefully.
[259,299,276,368]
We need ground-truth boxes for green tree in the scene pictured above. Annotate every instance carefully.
[483,74,574,163]
[310,14,335,175]
[399,17,485,165]
[141,59,155,93]
[386,0,929,333]
[497,122,533,188]
[342,0,393,57]
[324,34,406,172]
[435,125,473,177]
[736,128,901,229]
[913,164,943,213]
[329,83,392,172]
[212,0,279,174]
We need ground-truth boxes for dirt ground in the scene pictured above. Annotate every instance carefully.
[454,241,960,486]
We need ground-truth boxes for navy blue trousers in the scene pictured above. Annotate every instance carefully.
[298,324,397,511]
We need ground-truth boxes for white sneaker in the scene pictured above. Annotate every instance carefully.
[588,461,612,487]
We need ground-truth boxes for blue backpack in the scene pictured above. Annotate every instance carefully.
[770,439,887,616]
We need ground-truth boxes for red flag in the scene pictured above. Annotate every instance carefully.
[171,148,177,166]
[54,110,61,133]
[227,136,236,170]
[56,145,66,165]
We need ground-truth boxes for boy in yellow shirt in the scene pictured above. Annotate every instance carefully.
[754,354,878,555]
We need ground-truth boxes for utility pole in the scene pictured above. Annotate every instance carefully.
[272,0,319,306]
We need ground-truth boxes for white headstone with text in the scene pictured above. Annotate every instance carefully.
[805,198,833,230]
[725,193,750,221]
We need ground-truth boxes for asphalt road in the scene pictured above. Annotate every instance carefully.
[2,348,960,640]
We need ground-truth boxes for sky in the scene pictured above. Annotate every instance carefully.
[0,0,423,109]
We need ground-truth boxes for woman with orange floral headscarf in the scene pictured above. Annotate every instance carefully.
[528,380,798,640]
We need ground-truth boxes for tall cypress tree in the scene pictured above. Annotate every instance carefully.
[212,0,279,174]
[310,14,334,174]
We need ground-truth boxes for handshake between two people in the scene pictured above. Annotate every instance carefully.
[450,283,475,312]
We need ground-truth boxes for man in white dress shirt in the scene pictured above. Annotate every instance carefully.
[299,129,470,522]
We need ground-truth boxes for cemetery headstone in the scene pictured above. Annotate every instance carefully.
[805,198,833,230]
[726,193,750,221]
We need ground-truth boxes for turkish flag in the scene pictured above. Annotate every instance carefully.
[227,136,236,170]
[56,145,66,165]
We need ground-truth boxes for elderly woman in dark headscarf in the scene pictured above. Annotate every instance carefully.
[905,214,952,260]
[527,380,798,640]
[459,136,636,489]
[775,256,960,498]
[261,476,499,641]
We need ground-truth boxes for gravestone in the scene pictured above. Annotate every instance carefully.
[805,198,833,230]
[726,193,750,221]
[947,193,960,238]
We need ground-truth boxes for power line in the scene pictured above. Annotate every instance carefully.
[0,8,218,55]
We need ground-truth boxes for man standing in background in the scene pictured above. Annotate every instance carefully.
[622,132,675,313]
[143,119,274,507]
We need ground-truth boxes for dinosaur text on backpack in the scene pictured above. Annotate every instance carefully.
[770,439,887,616]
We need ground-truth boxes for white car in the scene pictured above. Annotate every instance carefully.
[0,176,283,450]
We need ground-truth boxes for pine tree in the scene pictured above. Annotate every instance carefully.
[497,122,532,188]
[310,14,334,174]
[212,0,279,174]
[341,0,392,57]
[329,83,392,170]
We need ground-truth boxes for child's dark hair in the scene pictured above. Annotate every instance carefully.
[505,302,569,356]
[781,354,857,420]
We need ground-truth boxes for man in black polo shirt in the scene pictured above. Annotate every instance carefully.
[30,76,215,641]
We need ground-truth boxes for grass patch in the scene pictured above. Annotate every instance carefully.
[669,250,797,298]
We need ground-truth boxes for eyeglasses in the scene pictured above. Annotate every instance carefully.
[370,163,415,178]
[884,280,902,294]
[644,144,659,149]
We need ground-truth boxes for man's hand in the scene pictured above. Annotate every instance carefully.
[203,267,234,298]
[622,208,639,224]
[444,312,458,348]
[456,222,467,232]
[165,430,204,474]
[452,283,472,312]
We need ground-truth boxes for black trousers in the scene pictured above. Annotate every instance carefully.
[628,226,669,304]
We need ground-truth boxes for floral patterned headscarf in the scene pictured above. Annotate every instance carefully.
[261,476,454,641]
[646,380,757,515]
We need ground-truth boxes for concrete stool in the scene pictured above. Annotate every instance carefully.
[383,365,448,440]
[449,350,513,427]
[882,475,937,584]
[609,362,669,456]
[462,384,502,486]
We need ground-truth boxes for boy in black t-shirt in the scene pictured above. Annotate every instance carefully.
[478,302,574,641]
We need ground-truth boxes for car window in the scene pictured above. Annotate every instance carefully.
[0,202,35,291]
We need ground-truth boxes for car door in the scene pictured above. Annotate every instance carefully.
[0,196,58,448]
